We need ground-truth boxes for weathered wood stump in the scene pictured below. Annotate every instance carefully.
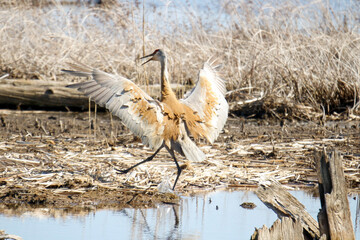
[252,149,355,240]
[255,182,320,240]
[315,149,355,240]
[251,217,304,240]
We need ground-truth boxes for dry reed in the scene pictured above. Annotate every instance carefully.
[0,0,359,116]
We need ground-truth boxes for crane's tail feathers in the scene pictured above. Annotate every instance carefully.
[179,136,206,163]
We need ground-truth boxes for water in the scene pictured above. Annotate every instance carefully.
[0,189,359,240]
[4,0,357,36]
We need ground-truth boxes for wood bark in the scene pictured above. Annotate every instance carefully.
[256,182,320,239]
[315,149,355,240]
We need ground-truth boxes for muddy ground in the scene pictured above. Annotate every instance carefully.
[0,110,359,210]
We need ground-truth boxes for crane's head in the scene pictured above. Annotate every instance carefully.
[140,49,165,65]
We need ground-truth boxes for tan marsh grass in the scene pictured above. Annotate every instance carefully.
[0,0,359,116]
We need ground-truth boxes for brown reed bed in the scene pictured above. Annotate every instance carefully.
[0,0,359,118]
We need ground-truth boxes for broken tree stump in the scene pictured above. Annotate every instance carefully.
[251,217,304,240]
[315,149,355,240]
[256,182,320,239]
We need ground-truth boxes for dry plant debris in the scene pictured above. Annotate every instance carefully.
[0,110,359,208]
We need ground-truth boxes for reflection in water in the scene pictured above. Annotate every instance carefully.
[355,195,360,234]
[119,205,181,240]
[0,190,359,240]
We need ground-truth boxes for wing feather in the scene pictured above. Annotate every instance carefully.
[64,64,164,149]
[181,61,228,143]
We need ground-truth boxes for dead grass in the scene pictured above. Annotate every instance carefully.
[0,110,359,209]
[0,0,359,116]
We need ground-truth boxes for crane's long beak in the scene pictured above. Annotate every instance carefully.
[140,52,155,65]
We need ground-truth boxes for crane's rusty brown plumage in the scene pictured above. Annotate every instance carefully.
[63,49,228,190]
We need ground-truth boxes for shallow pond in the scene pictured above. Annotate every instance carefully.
[0,189,359,240]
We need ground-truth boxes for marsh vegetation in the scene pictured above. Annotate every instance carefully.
[0,0,359,118]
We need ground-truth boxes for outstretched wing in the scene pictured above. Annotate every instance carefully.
[181,60,228,143]
[63,62,164,149]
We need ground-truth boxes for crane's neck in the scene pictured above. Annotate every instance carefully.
[160,57,176,102]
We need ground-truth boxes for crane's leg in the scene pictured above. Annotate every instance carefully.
[165,146,182,190]
[116,146,163,174]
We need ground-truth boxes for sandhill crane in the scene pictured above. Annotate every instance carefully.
[63,49,228,190]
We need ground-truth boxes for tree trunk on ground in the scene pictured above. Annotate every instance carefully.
[0,79,187,110]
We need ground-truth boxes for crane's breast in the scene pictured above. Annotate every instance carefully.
[160,102,181,147]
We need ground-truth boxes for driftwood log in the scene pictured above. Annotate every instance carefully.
[0,79,186,110]
[255,182,320,240]
[315,149,355,240]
